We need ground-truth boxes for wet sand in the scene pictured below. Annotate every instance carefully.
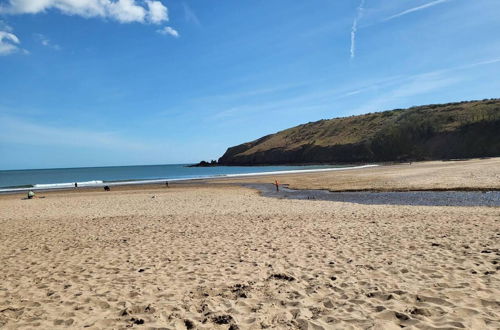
[0,159,499,329]
[246,184,500,207]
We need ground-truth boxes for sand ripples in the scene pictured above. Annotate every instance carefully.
[0,187,498,329]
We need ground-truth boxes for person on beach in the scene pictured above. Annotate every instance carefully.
[74,182,78,188]
[275,179,279,192]
[166,181,169,187]
[27,190,35,199]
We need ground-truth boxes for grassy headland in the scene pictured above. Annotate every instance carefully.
[219,99,500,165]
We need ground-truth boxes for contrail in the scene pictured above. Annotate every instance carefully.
[350,0,366,59]
[385,0,452,21]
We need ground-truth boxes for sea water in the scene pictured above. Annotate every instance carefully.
[0,164,355,190]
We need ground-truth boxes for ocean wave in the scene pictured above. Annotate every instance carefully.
[34,180,104,188]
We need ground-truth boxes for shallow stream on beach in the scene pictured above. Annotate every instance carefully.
[245,184,500,207]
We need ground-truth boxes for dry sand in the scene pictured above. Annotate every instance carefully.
[0,160,499,329]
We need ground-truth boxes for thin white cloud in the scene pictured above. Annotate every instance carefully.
[350,0,365,59]
[193,83,306,104]
[183,2,200,26]
[210,56,500,121]
[461,57,500,69]
[0,30,21,55]
[389,73,458,98]
[343,89,363,97]
[0,114,155,151]
[0,0,169,24]
[350,57,500,115]
[384,0,452,21]
[157,26,179,37]
[35,33,61,50]
[350,73,460,115]
[0,20,13,32]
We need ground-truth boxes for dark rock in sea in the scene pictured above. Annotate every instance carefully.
[188,160,218,167]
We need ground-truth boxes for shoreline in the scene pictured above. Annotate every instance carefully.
[0,164,377,194]
[1,157,499,197]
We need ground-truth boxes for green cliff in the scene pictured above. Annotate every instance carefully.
[218,99,500,165]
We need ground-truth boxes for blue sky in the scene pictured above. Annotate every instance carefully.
[0,0,499,169]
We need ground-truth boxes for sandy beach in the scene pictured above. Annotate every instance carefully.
[213,158,500,192]
[0,159,499,329]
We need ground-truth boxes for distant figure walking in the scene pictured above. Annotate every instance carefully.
[74,182,78,188]
[104,185,110,191]
[274,179,279,192]
[165,181,169,187]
